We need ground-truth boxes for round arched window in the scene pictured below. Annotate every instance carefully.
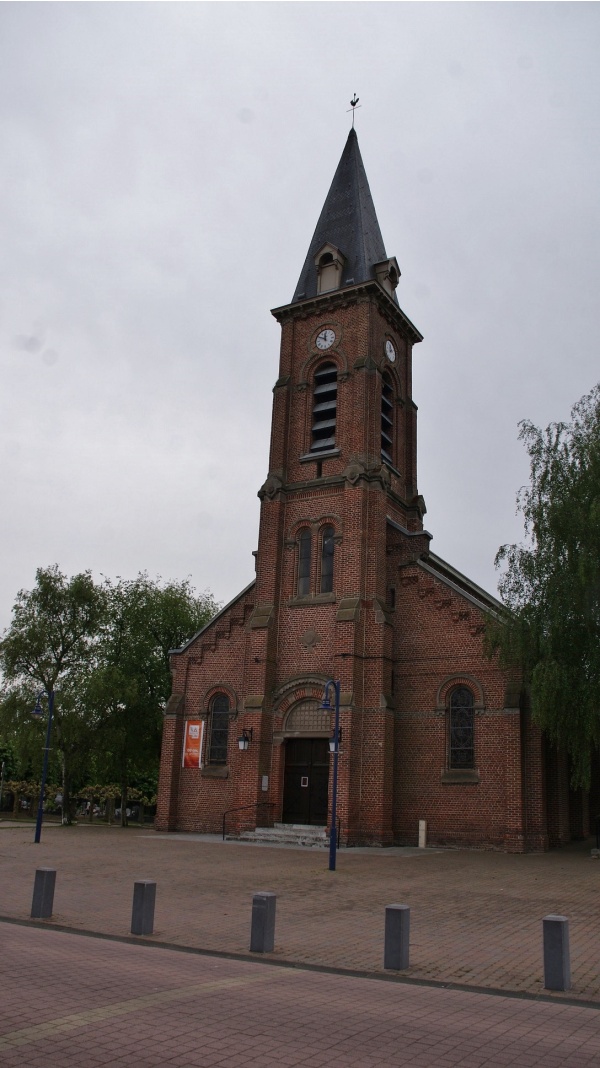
[449,687,474,769]
[207,694,230,765]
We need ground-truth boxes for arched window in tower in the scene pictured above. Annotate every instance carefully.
[207,694,230,765]
[311,362,337,453]
[381,372,394,465]
[448,687,475,769]
[320,525,335,593]
[297,528,312,596]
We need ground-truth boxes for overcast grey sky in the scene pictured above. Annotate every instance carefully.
[1,2,599,629]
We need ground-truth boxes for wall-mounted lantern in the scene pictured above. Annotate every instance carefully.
[238,728,253,751]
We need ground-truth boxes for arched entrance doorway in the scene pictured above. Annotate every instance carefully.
[281,700,330,825]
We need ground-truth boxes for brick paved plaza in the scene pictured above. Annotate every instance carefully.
[2,824,600,1065]
[1,822,599,1000]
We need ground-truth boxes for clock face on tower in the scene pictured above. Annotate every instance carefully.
[316,328,336,350]
[385,339,396,363]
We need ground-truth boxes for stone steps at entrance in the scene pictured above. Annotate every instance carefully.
[231,823,329,848]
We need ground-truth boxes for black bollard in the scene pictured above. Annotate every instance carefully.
[543,914,571,991]
[131,880,156,936]
[250,891,276,953]
[384,904,410,970]
[31,868,56,919]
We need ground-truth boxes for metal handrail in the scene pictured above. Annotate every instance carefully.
[222,801,276,841]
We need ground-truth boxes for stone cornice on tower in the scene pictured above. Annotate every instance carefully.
[271,279,423,346]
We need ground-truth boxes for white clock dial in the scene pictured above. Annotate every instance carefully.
[316,328,335,350]
[385,340,396,363]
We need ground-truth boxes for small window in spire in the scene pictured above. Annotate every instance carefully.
[311,362,337,453]
[374,257,401,298]
[315,243,345,295]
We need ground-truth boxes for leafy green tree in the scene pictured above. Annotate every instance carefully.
[492,384,600,788]
[0,742,18,811]
[0,567,218,823]
[0,565,107,820]
[85,574,218,824]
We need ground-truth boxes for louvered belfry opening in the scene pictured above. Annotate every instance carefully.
[311,362,337,452]
[381,373,393,464]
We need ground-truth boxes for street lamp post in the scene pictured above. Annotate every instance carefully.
[31,689,55,845]
[320,679,341,872]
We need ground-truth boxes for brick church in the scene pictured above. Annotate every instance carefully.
[156,129,585,851]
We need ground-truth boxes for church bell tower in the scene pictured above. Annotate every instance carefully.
[247,128,425,844]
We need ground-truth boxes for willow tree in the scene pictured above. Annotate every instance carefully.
[493,384,600,788]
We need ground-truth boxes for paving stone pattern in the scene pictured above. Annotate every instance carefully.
[1,824,600,1002]
[2,924,600,1067]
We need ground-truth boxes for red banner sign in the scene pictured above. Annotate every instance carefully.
[182,720,204,768]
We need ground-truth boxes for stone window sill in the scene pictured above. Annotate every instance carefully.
[288,593,337,606]
[441,768,480,784]
[201,766,229,779]
[299,449,341,463]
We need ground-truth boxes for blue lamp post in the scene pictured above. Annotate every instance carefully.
[320,679,341,872]
[31,689,55,844]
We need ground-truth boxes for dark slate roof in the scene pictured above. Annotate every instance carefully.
[293,128,395,304]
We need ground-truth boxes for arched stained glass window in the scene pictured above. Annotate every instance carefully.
[297,528,312,596]
[449,687,475,769]
[207,694,230,765]
[320,525,335,594]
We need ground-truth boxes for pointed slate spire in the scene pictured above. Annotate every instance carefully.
[293,128,394,303]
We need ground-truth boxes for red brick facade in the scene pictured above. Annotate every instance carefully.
[156,138,582,852]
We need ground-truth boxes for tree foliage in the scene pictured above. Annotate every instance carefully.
[86,574,218,822]
[0,565,106,818]
[493,384,600,787]
[0,567,218,817]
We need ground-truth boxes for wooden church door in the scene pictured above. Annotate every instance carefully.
[282,738,329,825]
